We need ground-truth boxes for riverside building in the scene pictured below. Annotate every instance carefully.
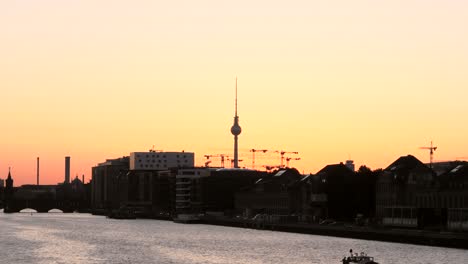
[129,151,194,170]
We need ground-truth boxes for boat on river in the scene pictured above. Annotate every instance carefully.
[173,213,201,223]
[341,250,378,264]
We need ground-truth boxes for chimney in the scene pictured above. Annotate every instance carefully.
[82,174,85,184]
[37,157,40,185]
[65,156,70,184]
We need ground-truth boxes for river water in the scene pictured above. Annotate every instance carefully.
[0,213,466,264]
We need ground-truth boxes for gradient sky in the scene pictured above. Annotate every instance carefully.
[1,1,467,185]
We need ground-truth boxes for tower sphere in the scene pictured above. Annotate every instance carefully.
[231,123,242,136]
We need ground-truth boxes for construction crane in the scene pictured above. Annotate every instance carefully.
[420,141,437,169]
[249,149,268,169]
[285,157,301,168]
[274,150,299,168]
[226,157,243,168]
[204,154,230,168]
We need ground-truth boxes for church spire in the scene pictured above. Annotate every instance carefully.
[6,167,13,189]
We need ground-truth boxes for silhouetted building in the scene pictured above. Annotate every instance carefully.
[125,151,194,217]
[62,175,90,210]
[312,163,360,220]
[376,155,434,228]
[91,157,129,211]
[419,162,468,231]
[174,168,264,222]
[174,168,212,222]
[299,173,327,222]
[376,155,468,231]
[298,163,377,223]
[127,169,176,217]
[202,169,266,214]
[235,168,302,220]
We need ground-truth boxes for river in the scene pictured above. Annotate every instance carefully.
[0,213,466,263]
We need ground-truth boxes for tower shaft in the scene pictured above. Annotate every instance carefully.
[234,135,239,168]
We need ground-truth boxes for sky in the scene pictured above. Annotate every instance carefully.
[1,1,467,185]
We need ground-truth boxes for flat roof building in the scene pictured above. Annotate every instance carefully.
[129,151,194,171]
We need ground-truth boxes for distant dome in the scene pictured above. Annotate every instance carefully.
[71,176,83,185]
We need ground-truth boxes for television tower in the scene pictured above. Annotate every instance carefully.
[230,78,242,168]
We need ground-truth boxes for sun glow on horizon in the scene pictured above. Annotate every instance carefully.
[1,1,467,185]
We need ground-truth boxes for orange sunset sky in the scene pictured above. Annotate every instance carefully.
[1,1,467,185]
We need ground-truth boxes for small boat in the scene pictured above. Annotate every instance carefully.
[341,250,378,264]
[173,213,201,223]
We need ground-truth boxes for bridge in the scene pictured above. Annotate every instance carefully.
[3,182,89,213]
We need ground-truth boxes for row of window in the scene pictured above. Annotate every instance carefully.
[448,209,468,221]
[137,159,190,163]
[416,195,466,208]
[136,154,189,159]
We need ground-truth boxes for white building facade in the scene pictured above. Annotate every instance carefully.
[129,151,194,171]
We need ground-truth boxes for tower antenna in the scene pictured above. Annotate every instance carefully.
[235,77,238,116]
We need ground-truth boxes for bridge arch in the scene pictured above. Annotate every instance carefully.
[48,208,64,213]
[19,208,38,213]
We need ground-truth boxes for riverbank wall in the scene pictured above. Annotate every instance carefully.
[90,209,468,249]
[200,217,468,249]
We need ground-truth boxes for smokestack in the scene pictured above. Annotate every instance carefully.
[82,174,85,184]
[37,157,40,185]
[65,156,70,184]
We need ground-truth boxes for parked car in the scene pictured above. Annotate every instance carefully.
[319,219,335,225]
